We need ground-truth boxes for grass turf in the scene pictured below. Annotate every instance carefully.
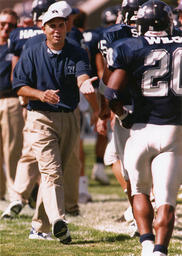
[0,143,182,256]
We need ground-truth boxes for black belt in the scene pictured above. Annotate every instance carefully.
[30,107,73,113]
[0,90,17,99]
[58,108,72,113]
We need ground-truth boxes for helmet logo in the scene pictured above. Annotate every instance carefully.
[32,0,43,8]
[137,7,145,18]
[122,0,128,7]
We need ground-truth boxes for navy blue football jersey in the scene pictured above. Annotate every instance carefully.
[8,26,43,56]
[99,24,138,106]
[24,33,46,50]
[67,27,86,49]
[99,24,138,58]
[108,33,182,125]
[0,44,13,91]
[83,27,103,77]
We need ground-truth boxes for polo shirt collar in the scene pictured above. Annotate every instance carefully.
[43,39,68,57]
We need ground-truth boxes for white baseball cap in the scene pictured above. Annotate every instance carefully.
[42,1,72,26]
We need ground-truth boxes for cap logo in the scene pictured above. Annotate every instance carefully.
[52,10,58,14]
[122,0,128,7]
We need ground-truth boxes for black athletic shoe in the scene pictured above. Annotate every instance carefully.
[52,219,72,244]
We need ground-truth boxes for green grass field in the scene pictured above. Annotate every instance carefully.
[0,143,182,256]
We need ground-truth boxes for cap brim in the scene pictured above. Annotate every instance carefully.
[42,14,67,25]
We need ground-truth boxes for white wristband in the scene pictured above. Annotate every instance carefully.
[98,79,107,95]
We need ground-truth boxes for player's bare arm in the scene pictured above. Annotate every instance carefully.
[98,66,113,120]
[77,74,100,125]
[105,68,128,117]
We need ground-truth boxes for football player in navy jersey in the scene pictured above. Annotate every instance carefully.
[83,6,121,186]
[173,2,182,29]
[9,0,57,79]
[103,0,182,255]
[8,0,56,58]
[97,0,147,236]
[0,9,24,203]
[66,9,94,203]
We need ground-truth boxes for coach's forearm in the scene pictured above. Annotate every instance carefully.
[17,86,60,104]
[17,86,43,101]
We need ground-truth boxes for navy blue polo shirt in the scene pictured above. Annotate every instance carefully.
[13,39,90,111]
[0,44,13,91]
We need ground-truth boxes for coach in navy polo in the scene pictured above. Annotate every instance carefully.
[13,3,99,243]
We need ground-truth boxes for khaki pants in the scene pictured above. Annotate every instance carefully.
[64,108,80,214]
[11,109,80,211]
[0,165,6,199]
[11,124,40,204]
[26,110,79,233]
[0,97,24,199]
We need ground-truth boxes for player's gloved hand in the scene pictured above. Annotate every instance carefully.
[115,108,134,129]
[122,112,134,129]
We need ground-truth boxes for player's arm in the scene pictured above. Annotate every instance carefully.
[11,55,19,81]
[97,34,113,120]
[101,41,131,118]
[98,65,112,120]
[77,74,100,125]
[105,68,128,117]
[96,50,112,120]
[95,52,105,79]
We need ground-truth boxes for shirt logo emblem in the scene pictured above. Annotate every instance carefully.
[67,65,75,74]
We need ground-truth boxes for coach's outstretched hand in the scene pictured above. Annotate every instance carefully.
[79,76,98,94]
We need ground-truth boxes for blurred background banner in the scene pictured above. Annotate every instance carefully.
[0,0,178,28]
[1,0,176,28]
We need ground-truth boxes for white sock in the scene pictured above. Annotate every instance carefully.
[123,206,134,222]
[141,240,154,256]
[153,252,167,256]
[79,176,89,194]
